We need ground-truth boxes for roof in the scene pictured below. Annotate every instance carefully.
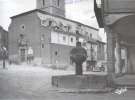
[0,26,8,33]
[11,9,99,31]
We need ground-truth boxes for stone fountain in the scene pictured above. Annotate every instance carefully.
[52,42,112,92]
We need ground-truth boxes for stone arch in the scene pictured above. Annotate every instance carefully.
[110,14,135,74]
[111,14,135,40]
[105,14,134,25]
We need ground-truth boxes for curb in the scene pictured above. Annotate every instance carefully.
[54,88,113,93]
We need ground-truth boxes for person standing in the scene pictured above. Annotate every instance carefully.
[0,46,8,69]
[27,47,34,64]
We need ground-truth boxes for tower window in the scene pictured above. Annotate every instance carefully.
[57,0,60,6]
[54,0,60,6]
[43,0,45,6]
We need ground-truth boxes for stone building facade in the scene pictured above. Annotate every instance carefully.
[8,0,105,65]
[0,26,8,50]
[0,26,8,60]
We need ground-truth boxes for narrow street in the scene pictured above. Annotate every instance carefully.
[0,64,135,100]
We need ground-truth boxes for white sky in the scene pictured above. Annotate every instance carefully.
[0,0,106,42]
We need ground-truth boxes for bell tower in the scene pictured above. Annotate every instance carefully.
[36,0,65,17]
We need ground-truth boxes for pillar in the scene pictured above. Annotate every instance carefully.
[124,47,128,73]
[105,26,115,74]
[115,34,121,73]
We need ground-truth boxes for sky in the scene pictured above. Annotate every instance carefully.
[0,0,106,42]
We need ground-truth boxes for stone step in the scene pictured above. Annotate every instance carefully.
[114,75,135,89]
[54,88,113,93]
[52,75,112,91]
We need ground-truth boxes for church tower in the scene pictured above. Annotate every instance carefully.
[36,0,65,17]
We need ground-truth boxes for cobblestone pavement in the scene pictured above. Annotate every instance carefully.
[0,64,135,100]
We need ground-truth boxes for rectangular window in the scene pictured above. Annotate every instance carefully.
[90,33,92,38]
[76,30,79,35]
[42,43,44,48]
[63,36,66,41]
[49,21,52,26]
[71,37,73,42]
[41,34,45,41]
[85,32,88,36]
[55,51,58,56]
[51,32,58,43]
[67,25,71,32]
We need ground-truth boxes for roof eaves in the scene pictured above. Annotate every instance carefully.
[10,9,40,19]
[10,9,99,31]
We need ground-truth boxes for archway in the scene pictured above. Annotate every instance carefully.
[111,14,135,74]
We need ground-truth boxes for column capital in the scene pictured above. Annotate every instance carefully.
[105,26,116,40]
[114,33,121,42]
